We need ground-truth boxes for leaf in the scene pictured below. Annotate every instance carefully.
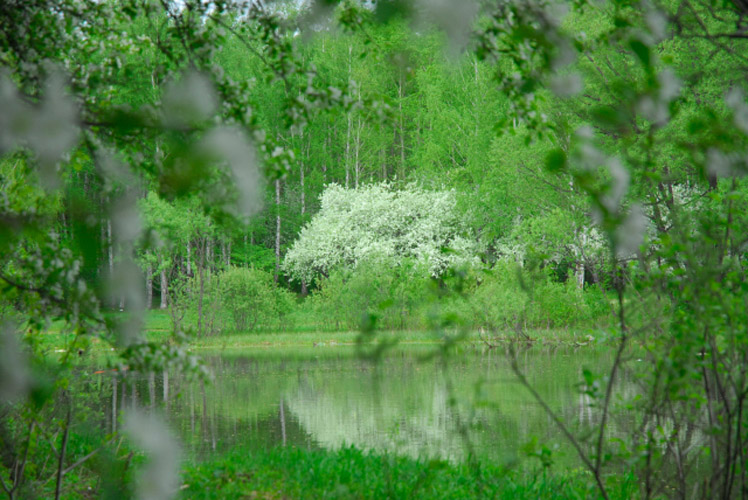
[629,39,651,68]
[545,148,567,172]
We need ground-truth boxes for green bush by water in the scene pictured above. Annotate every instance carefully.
[174,261,611,336]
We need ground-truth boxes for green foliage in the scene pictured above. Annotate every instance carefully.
[186,267,295,334]
[309,257,431,331]
[468,263,609,331]
[219,267,287,333]
[180,445,638,499]
[3,0,748,497]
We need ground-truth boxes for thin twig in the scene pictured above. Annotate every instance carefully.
[62,448,99,476]
[12,421,35,493]
[54,405,71,500]
[593,280,628,474]
[0,473,10,498]
[509,348,610,500]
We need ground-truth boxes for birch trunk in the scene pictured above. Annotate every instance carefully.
[146,264,153,309]
[300,129,305,216]
[355,87,362,188]
[345,44,352,188]
[197,238,206,335]
[275,179,281,284]
[186,242,191,277]
[398,74,405,178]
[160,268,168,309]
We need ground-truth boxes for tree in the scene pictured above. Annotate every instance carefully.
[473,0,748,497]
[283,182,478,284]
[0,1,358,496]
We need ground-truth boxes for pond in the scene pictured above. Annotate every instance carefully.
[91,343,626,467]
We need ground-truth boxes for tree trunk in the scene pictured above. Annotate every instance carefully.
[275,179,281,284]
[107,219,113,280]
[345,113,351,188]
[197,238,206,336]
[146,264,153,309]
[300,129,306,216]
[355,87,362,188]
[186,241,191,277]
[345,44,352,188]
[206,239,213,276]
[160,268,168,309]
[575,261,585,289]
[398,73,405,179]
[244,233,249,268]
[381,148,386,181]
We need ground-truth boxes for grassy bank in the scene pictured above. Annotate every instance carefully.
[33,310,604,353]
[180,446,636,499]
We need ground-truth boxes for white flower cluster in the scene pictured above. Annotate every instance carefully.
[283,183,477,282]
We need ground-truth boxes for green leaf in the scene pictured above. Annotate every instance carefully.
[629,39,651,67]
[545,149,567,172]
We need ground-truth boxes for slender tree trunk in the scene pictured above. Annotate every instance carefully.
[275,179,281,284]
[163,371,169,413]
[323,125,329,183]
[198,238,206,335]
[226,240,231,268]
[206,239,213,276]
[345,44,352,188]
[398,73,405,179]
[345,113,352,188]
[186,242,191,277]
[355,87,362,188]
[60,210,67,242]
[160,268,168,309]
[148,372,155,410]
[244,233,249,268]
[381,148,386,181]
[107,219,113,280]
[300,129,306,216]
[146,264,153,309]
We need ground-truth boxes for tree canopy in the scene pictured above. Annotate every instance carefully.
[283,183,477,282]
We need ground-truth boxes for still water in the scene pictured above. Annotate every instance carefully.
[94,344,621,465]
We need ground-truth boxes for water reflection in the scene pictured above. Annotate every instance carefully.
[92,346,632,462]
[96,345,623,464]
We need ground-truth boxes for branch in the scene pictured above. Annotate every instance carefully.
[509,348,610,500]
[54,405,71,500]
[62,448,99,476]
[594,273,628,475]
[12,421,35,493]
[0,473,10,497]
[0,273,67,308]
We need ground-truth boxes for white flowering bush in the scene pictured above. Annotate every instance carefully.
[283,183,478,283]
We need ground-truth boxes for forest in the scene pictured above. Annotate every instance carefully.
[1,0,747,499]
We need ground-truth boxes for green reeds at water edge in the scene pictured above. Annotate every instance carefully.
[180,446,638,499]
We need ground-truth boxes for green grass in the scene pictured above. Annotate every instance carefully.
[32,310,606,355]
[180,445,637,499]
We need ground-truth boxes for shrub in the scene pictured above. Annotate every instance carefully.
[219,267,279,332]
[310,257,431,331]
[467,262,610,331]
